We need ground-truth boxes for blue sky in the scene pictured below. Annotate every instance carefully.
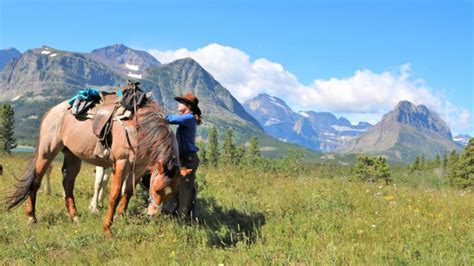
[0,0,472,134]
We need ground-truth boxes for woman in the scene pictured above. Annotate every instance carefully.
[162,92,202,220]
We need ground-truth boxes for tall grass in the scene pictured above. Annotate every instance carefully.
[0,154,472,264]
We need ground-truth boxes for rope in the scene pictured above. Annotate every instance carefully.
[131,83,139,197]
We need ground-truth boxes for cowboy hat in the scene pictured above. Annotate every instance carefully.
[174,92,201,116]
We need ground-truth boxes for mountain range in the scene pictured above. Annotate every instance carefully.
[0,45,316,158]
[0,45,470,163]
[243,93,372,152]
[243,93,466,163]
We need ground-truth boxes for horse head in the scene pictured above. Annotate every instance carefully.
[135,101,193,216]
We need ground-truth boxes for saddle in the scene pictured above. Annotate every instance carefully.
[69,81,149,158]
[92,92,119,139]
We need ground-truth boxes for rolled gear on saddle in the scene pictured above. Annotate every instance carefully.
[68,88,101,116]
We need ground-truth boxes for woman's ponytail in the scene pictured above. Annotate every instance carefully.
[195,114,203,125]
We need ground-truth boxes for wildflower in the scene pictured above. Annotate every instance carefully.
[383,195,395,201]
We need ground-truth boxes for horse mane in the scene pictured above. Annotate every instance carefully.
[136,101,177,172]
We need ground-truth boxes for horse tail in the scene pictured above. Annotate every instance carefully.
[5,153,38,210]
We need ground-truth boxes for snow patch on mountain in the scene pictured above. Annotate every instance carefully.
[268,97,288,110]
[264,117,283,126]
[127,72,142,79]
[299,111,309,118]
[11,95,21,101]
[331,125,368,132]
[125,63,140,71]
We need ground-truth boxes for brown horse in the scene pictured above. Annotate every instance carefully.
[5,95,189,235]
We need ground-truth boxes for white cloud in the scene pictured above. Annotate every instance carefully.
[148,43,472,134]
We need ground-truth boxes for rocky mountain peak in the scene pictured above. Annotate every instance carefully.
[386,100,452,140]
[244,93,298,123]
[2,47,21,54]
[0,47,22,70]
[88,44,160,78]
[340,100,460,162]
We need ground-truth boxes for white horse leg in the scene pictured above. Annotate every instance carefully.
[98,170,110,207]
[89,166,105,213]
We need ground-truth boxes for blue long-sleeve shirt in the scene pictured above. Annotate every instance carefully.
[167,113,199,156]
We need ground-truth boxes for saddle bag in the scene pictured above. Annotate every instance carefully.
[120,88,147,111]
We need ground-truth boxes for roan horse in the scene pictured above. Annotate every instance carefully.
[5,86,190,235]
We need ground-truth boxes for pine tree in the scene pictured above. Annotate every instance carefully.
[448,140,474,188]
[410,156,421,173]
[247,136,260,160]
[233,145,246,165]
[221,129,236,165]
[0,103,17,155]
[446,150,459,184]
[207,127,219,167]
[419,155,426,170]
[354,155,391,184]
[374,157,391,184]
[196,141,208,166]
[449,149,459,162]
[433,154,441,167]
[442,153,449,169]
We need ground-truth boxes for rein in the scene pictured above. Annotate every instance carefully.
[148,196,162,210]
[130,81,140,197]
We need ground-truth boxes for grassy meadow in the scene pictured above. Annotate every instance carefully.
[0,153,472,264]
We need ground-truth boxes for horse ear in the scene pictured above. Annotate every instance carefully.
[156,163,165,174]
[179,168,193,177]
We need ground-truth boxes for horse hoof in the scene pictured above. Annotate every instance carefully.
[72,216,80,224]
[27,217,37,225]
[103,227,114,238]
[89,206,99,214]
